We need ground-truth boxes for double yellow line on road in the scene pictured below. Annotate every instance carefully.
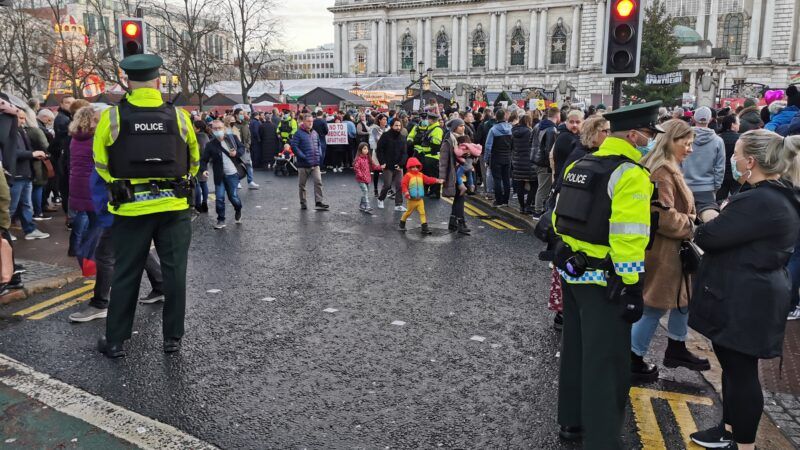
[13,281,95,320]
[441,198,522,231]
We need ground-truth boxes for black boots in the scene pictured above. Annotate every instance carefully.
[399,220,406,231]
[558,425,582,442]
[457,219,471,235]
[448,215,458,231]
[420,223,432,235]
[664,338,711,371]
[631,352,659,383]
[98,337,126,358]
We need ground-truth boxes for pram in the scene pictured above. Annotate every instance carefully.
[274,153,298,176]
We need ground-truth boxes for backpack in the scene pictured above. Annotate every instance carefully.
[532,124,557,168]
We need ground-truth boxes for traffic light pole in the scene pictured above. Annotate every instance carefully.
[612,77,623,110]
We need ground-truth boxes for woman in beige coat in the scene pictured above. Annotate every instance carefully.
[630,119,711,382]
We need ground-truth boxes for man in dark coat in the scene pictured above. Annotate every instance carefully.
[737,98,763,133]
[249,113,263,168]
[52,95,74,213]
[312,111,329,165]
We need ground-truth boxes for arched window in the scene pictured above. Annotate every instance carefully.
[472,25,486,68]
[401,32,414,70]
[354,44,367,74]
[722,13,743,55]
[510,25,526,66]
[436,29,449,69]
[550,20,567,65]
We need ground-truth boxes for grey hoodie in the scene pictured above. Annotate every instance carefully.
[682,127,725,193]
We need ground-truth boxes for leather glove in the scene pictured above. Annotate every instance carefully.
[619,283,644,324]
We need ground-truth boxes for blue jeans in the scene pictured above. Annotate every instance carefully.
[456,165,475,187]
[70,211,93,254]
[194,180,209,206]
[215,174,242,222]
[32,185,44,216]
[788,237,800,308]
[10,180,35,234]
[631,306,689,357]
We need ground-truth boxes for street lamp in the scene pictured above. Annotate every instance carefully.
[408,61,433,112]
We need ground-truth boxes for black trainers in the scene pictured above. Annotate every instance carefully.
[315,202,330,210]
[631,352,659,383]
[300,203,307,210]
[420,223,432,235]
[97,337,125,358]
[235,209,242,224]
[690,423,734,448]
[399,220,406,231]
[139,290,165,304]
[558,425,582,441]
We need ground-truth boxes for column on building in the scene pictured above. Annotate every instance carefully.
[451,16,460,72]
[747,0,763,58]
[378,19,387,74]
[341,22,350,75]
[537,8,548,69]
[497,12,507,71]
[460,15,469,71]
[417,18,424,66]
[594,0,605,64]
[570,5,581,68]
[390,20,399,74]
[528,9,538,70]
[695,0,706,40]
[761,0,776,59]
[334,23,342,74]
[689,70,697,97]
[488,12,498,71]
[369,20,378,74]
[707,0,719,47]
[425,17,433,69]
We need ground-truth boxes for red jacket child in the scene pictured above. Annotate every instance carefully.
[354,153,373,184]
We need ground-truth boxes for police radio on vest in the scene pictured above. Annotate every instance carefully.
[134,122,165,132]
[566,173,588,184]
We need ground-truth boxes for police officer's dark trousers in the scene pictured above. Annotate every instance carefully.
[557,281,631,450]
[423,156,440,196]
[106,210,191,344]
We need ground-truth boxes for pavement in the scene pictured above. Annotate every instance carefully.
[0,170,793,449]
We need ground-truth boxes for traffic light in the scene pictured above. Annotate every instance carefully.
[118,18,146,58]
[603,0,644,77]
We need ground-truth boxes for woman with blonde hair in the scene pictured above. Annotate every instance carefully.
[67,105,98,257]
[630,119,711,382]
[690,131,800,450]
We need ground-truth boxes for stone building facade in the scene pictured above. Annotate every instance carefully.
[330,0,800,104]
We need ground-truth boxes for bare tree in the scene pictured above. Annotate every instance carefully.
[83,0,142,93]
[0,6,54,99]
[220,0,281,103]
[46,0,101,98]
[145,0,223,108]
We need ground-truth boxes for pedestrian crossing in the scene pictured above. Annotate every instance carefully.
[12,281,95,320]
[441,197,522,231]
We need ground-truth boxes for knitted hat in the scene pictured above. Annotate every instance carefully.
[446,118,465,132]
[743,98,757,108]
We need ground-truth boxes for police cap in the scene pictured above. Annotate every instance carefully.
[604,100,665,134]
[119,54,163,82]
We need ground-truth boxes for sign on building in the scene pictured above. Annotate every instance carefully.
[326,123,349,145]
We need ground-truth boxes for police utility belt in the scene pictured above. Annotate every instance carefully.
[109,178,194,207]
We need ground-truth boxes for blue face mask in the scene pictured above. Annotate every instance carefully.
[225,128,234,135]
[213,130,225,139]
[420,120,429,127]
[638,138,656,156]
[238,115,244,121]
[731,155,745,181]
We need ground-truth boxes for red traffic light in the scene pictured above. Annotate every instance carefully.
[615,0,635,18]
[123,22,140,38]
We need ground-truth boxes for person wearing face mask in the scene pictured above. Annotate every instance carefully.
[553,101,662,449]
[232,109,258,189]
[628,119,711,383]
[200,120,244,229]
[689,131,800,450]
[682,107,726,221]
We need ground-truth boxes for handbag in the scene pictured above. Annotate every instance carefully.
[42,159,56,178]
[234,159,247,180]
[679,240,703,274]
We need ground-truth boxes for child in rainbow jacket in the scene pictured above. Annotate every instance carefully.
[400,157,444,234]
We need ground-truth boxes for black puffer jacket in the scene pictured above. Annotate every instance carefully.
[689,179,800,358]
[376,128,407,169]
[511,124,535,181]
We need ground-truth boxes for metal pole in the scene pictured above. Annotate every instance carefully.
[612,77,623,110]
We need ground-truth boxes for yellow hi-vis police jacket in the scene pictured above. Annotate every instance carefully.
[93,88,200,216]
[554,136,653,286]
[407,123,443,160]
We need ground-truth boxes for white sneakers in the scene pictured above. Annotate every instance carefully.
[377,200,384,209]
[394,205,407,212]
[25,229,50,240]
[788,306,800,320]
[248,182,260,190]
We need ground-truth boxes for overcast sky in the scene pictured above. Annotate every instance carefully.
[272,0,336,51]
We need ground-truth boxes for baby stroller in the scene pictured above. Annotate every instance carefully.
[274,150,298,176]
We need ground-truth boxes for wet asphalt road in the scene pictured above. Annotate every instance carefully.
[0,170,725,449]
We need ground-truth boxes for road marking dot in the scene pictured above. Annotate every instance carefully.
[478,226,485,229]
[5,439,16,443]
[391,320,406,326]
[206,289,221,294]
[340,211,348,215]
[470,335,486,343]
[281,207,288,210]
[256,205,263,209]
[261,297,276,302]
[323,308,338,313]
